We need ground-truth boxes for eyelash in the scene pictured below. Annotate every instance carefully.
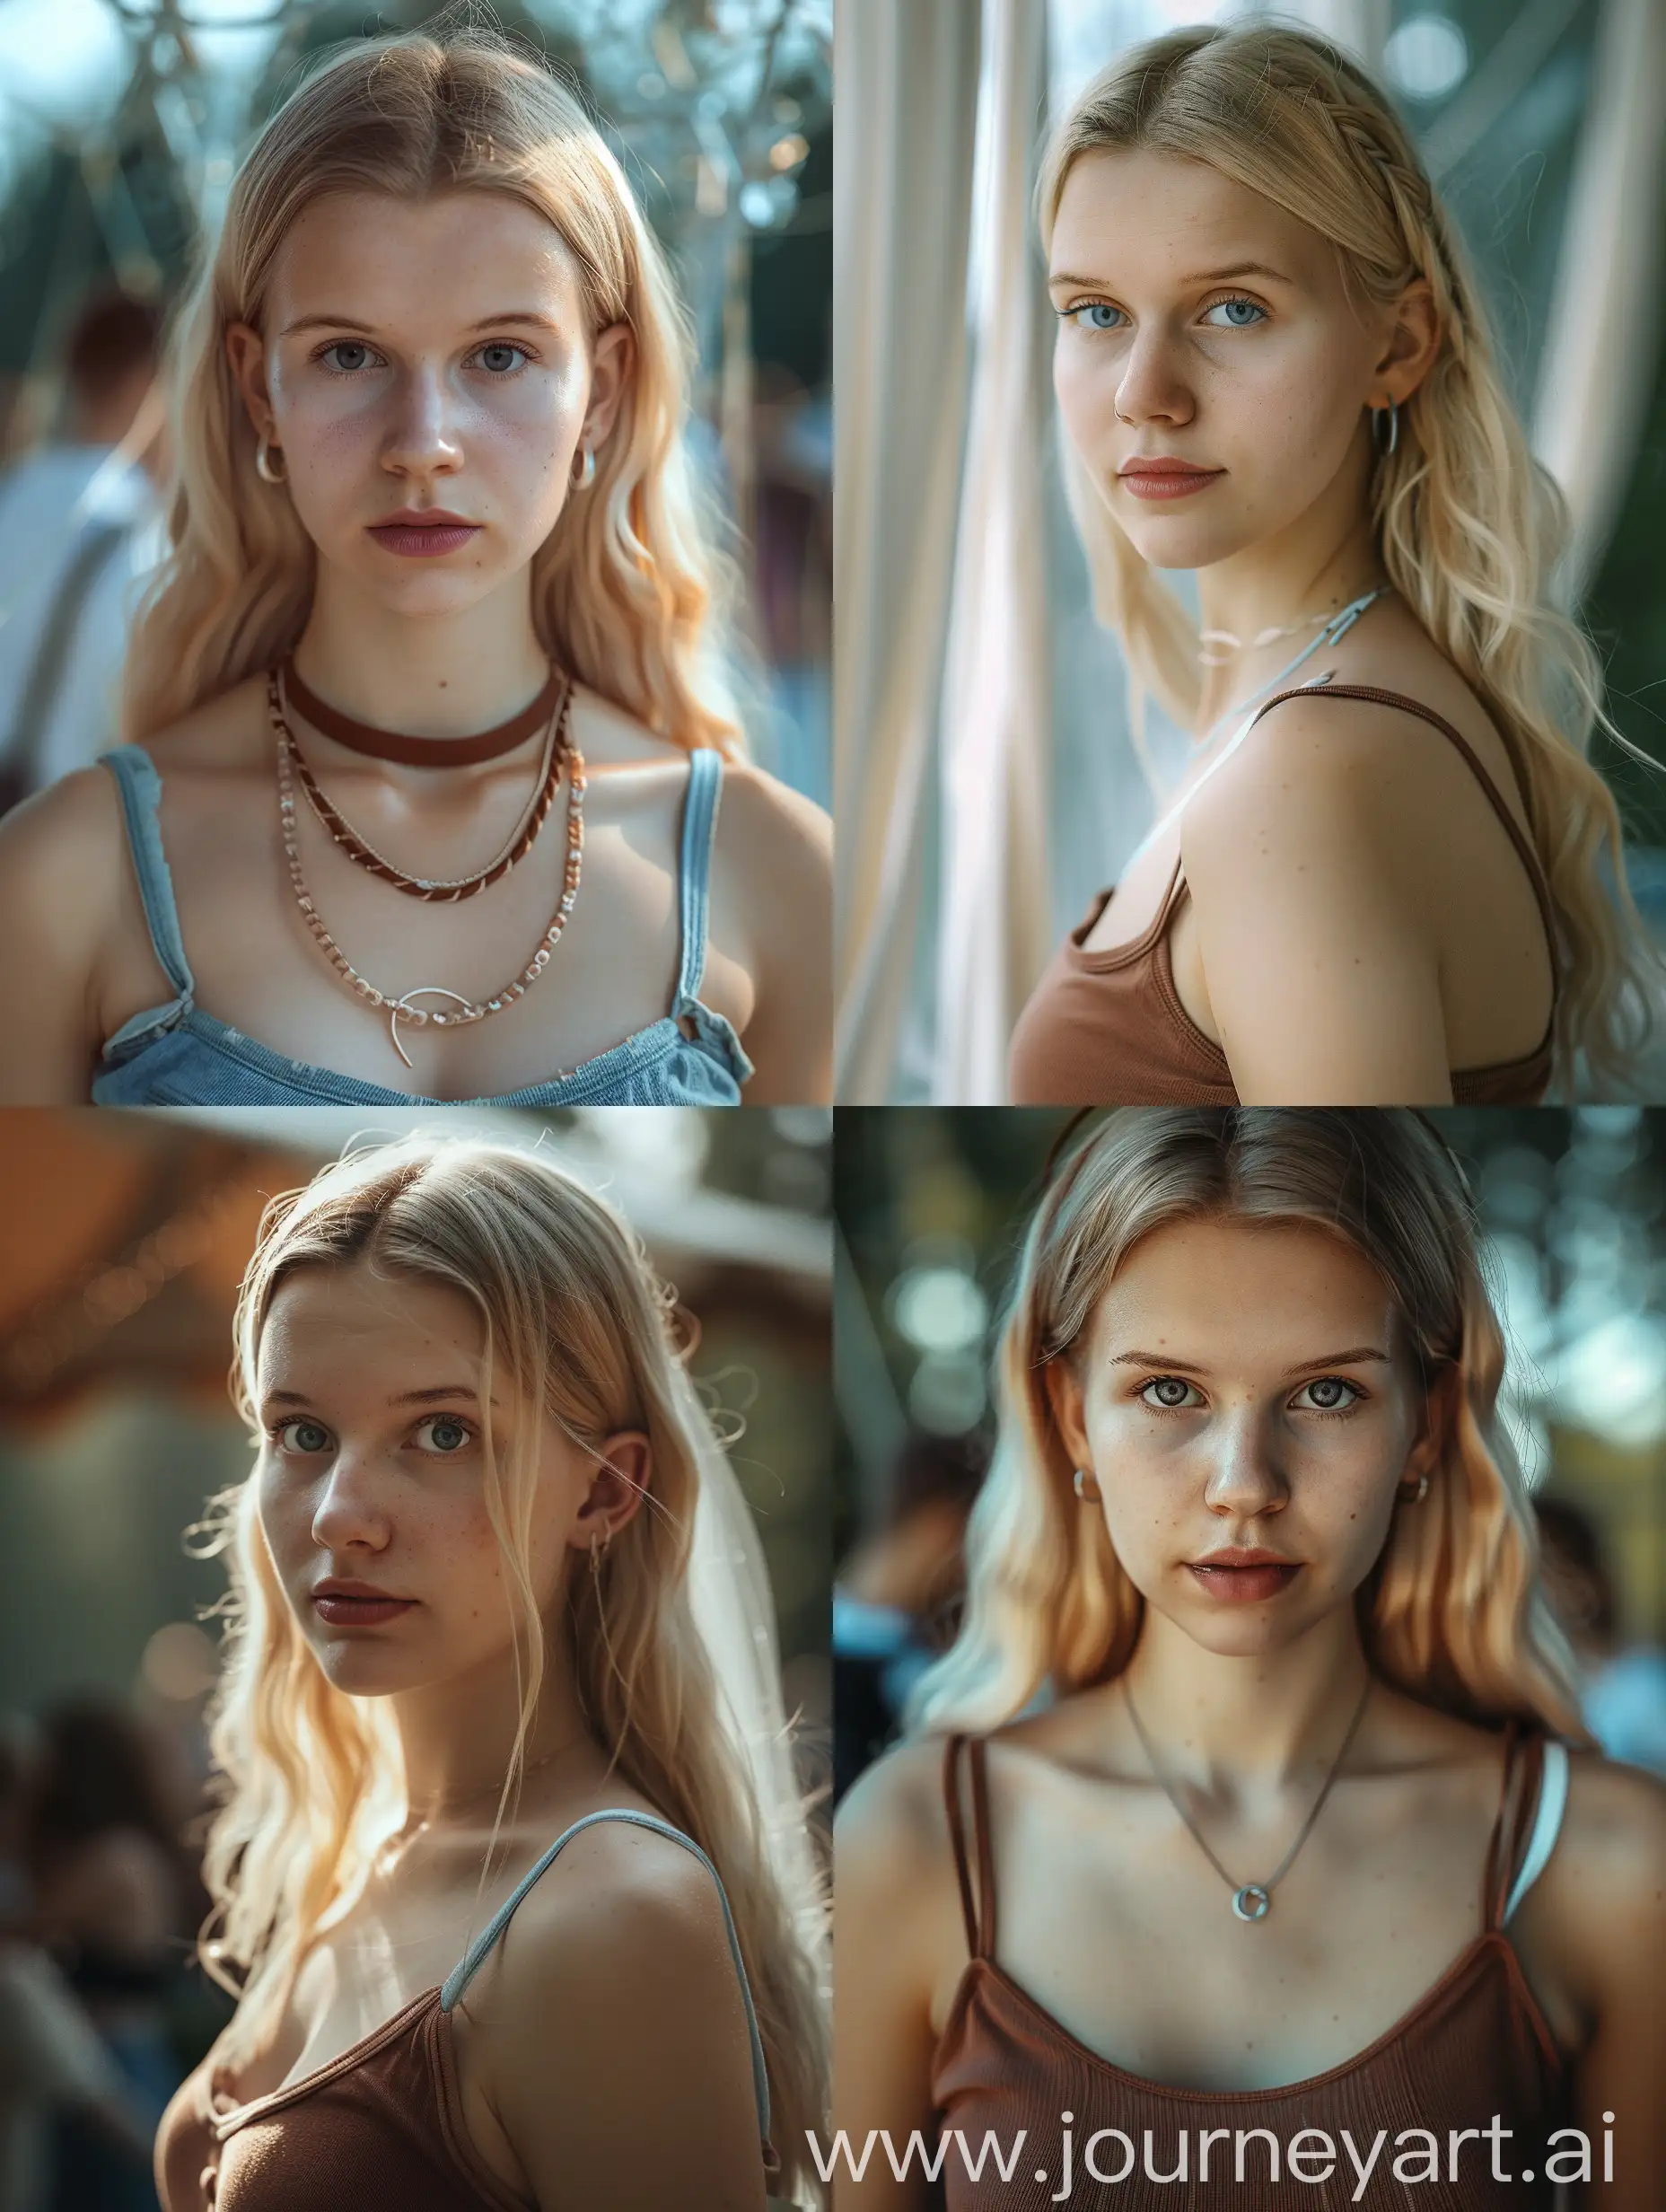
[1062,294,1267,333]
[266,1414,478,1455]
[1136,1376,1364,1419]
[311,340,536,379]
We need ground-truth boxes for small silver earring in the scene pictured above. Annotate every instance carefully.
[1372,399,1399,459]
[1073,1467,1102,1503]
[255,436,287,485]
[571,444,596,491]
[1398,1470,1429,1503]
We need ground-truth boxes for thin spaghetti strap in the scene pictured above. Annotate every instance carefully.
[942,1735,983,1958]
[1247,682,1557,961]
[1482,1726,1547,1931]
[968,1738,999,1957]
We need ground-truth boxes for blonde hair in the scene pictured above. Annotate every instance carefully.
[191,1138,826,2194]
[125,17,743,757]
[1040,23,1659,1094]
[912,1108,1589,1745]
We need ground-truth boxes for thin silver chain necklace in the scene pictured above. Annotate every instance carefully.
[1123,1675,1372,1922]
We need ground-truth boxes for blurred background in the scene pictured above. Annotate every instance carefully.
[833,1107,1666,1800]
[0,0,831,812]
[835,0,1666,1102]
[0,1102,830,2212]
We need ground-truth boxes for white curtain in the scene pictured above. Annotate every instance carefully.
[832,0,983,1103]
[1531,0,1666,597]
[932,0,1054,1104]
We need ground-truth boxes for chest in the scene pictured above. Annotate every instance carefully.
[101,760,752,1096]
[938,1772,1511,2092]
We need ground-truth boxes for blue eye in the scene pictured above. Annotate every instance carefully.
[1291,1377,1362,1414]
[1141,1376,1202,1411]
[318,340,382,374]
[1204,297,1266,329]
[276,1418,332,1454]
[413,1414,474,1454]
[472,342,530,375]
[1068,302,1124,333]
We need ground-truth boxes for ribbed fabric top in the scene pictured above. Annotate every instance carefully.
[1008,684,1556,1107]
[930,1725,1568,2210]
[153,1810,782,2212]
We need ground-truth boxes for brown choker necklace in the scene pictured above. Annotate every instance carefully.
[281,656,566,767]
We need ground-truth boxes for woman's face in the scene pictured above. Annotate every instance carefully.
[1048,148,1431,572]
[254,1260,645,1697]
[1050,1214,1441,1660]
[227,189,629,619]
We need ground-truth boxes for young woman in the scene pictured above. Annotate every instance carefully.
[1008,25,1659,1107]
[0,25,830,1107]
[836,1110,1664,2209]
[155,1137,826,2210]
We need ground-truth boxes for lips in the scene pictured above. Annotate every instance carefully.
[1187,1553,1301,1604]
[366,513,481,559]
[1118,459,1225,503]
[311,1582,416,1628]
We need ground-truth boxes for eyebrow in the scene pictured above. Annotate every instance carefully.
[1108,1347,1391,1377]
[1048,261,1293,293]
[276,311,562,338]
[261,1385,483,1409]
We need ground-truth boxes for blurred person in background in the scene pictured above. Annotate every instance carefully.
[0,290,168,812]
[834,1432,984,1804]
[29,1702,197,2212]
[0,23,830,1110]
[154,1136,826,2210]
[0,1720,155,2212]
[1534,1494,1666,1778]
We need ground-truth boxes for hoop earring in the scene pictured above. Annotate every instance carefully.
[1397,1470,1430,1503]
[255,437,287,486]
[1371,399,1399,459]
[1073,1467,1102,1503]
[570,444,596,491]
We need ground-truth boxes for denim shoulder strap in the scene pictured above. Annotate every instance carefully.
[438,1806,770,2140]
[673,748,723,1011]
[99,746,195,997]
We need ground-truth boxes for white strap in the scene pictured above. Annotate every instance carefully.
[1503,1740,1570,1924]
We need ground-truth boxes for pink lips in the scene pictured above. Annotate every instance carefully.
[366,512,481,559]
[1187,1549,1301,1603]
[311,1581,416,1628]
[1118,459,1226,503]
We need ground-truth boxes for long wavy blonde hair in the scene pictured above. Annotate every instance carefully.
[912,1109,1589,1745]
[190,1138,826,2195]
[1040,25,1659,1094]
[124,17,742,756]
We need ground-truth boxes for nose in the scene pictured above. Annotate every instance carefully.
[1201,1404,1288,1520]
[380,362,463,482]
[1114,324,1196,431]
[310,1452,394,1554]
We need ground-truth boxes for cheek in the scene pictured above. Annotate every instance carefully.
[1053,334,1118,442]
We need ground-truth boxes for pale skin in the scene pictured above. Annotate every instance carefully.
[1045,151,1554,1102]
[835,1218,1665,2209]
[0,188,830,1105]
[219,1261,769,2211]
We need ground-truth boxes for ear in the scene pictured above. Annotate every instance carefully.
[567,1430,652,1551]
[1043,1355,1092,1474]
[225,322,276,443]
[1372,276,1441,408]
[1404,1361,1458,1489]
[581,320,634,455]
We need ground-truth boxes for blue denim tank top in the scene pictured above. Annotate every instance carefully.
[91,744,752,1106]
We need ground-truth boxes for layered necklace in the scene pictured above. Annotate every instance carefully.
[269,659,586,1073]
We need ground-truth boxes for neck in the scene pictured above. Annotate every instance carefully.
[389,1630,592,1826]
[1118,1603,1373,1788]
[295,560,551,742]
[1194,441,1386,733]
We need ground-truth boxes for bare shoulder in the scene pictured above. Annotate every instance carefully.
[1188,686,1409,857]
[1550,1751,1666,1903]
[0,762,128,948]
[712,756,831,953]
[837,1734,953,1897]
[137,675,268,776]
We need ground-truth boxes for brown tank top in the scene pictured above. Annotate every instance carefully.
[930,1725,1568,2210]
[1008,684,1557,1106]
[153,1809,783,2211]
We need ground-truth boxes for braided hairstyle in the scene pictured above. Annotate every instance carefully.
[1039,24,1660,1094]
